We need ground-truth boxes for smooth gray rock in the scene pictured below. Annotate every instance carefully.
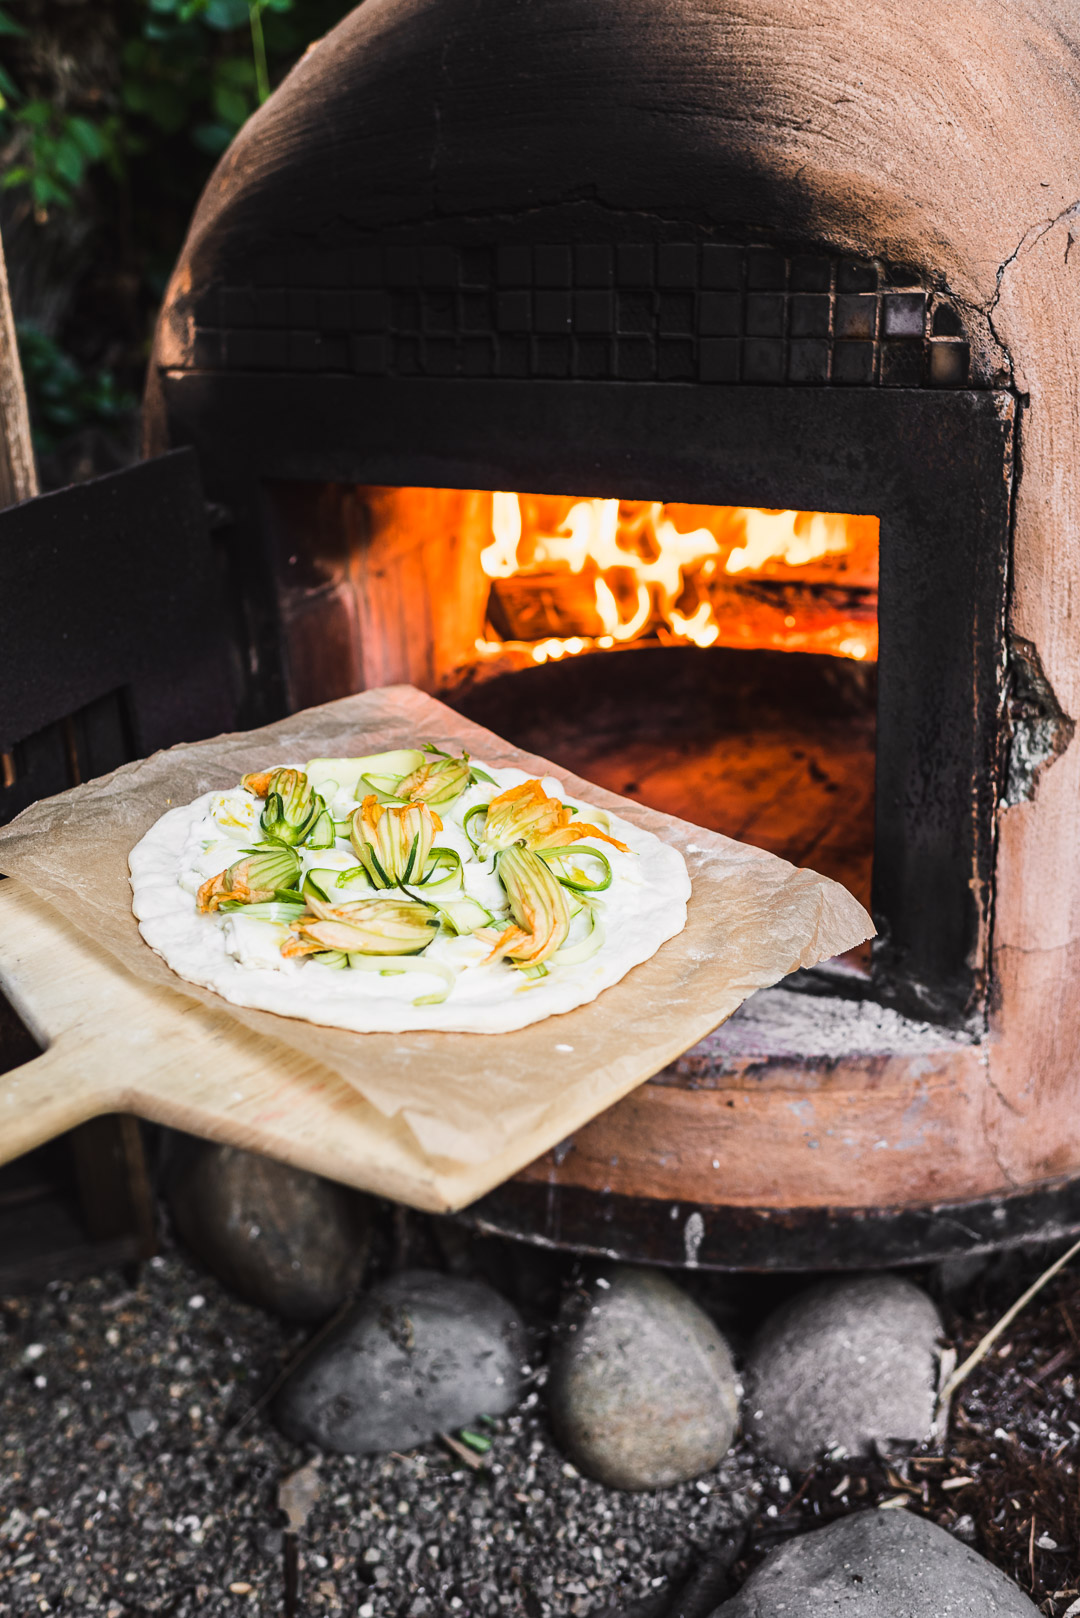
[710,1508,1040,1616]
[745,1275,942,1470]
[548,1266,740,1490]
[274,1269,527,1454]
[169,1142,372,1322]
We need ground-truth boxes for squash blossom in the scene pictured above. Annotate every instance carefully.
[282,894,439,957]
[484,845,571,967]
[349,795,442,887]
[396,752,472,808]
[197,844,301,912]
[241,766,325,846]
[480,779,628,855]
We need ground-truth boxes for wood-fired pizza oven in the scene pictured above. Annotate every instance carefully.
[145,0,1080,1266]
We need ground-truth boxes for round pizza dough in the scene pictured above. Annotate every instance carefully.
[129,760,690,1034]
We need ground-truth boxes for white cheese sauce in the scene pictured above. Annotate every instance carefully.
[128,761,691,1034]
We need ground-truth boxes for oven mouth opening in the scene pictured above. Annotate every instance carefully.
[267,480,879,973]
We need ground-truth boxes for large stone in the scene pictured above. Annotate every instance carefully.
[548,1265,740,1490]
[745,1275,942,1471]
[710,1508,1040,1616]
[274,1269,527,1454]
[169,1141,372,1322]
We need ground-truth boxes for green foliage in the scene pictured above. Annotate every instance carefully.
[1,0,327,210]
[130,0,302,153]
[15,325,137,454]
[2,0,354,462]
[121,31,259,155]
[0,7,123,215]
[2,103,124,211]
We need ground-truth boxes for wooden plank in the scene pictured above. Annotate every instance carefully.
[0,227,38,510]
[68,1116,156,1255]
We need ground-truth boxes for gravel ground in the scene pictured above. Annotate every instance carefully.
[0,1250,757,1617]
[6,1233,1080,1617]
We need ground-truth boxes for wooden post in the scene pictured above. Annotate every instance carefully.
[0,226,38,508]
[0,230,157,1277]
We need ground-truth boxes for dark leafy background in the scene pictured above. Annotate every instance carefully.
[0,0,354,487]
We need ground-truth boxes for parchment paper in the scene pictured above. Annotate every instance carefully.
[0,686,873,1167]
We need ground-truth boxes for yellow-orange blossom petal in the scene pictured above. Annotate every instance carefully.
[482,779,628,853]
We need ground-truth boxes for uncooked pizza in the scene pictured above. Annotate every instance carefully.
[129,746,690,1033]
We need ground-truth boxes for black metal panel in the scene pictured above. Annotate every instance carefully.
[0,449,235,764]
[161,372,1013,1024]
[0,690,136,828]
[461,1175,1080,1273]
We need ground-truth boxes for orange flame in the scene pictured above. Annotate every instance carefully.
[479,494,878,664]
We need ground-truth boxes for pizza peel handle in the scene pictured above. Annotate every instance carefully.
[0,1041,116,1165]
[0,884,129,1164]
[0,878,506,1213]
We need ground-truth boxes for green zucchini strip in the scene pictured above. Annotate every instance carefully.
[304,807,336,849]
[463,803,489,850]
[538,846,613,892]
[218,899,307,924]
[554,903,606,965]
[311,949,350,970]
[358,772,408,805]
[335,864,375,891]
[417,846,464,890]
[434,896,496,936]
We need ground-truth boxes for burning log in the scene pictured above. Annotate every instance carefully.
[486,568,877,661]
[486,570,606,640]
[481,494,878,660]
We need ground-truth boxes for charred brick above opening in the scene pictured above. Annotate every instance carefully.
[190,243,974,389]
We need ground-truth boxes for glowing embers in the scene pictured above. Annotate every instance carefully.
[479,494,879,665]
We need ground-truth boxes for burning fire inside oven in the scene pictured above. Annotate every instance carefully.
[475,493,878,668]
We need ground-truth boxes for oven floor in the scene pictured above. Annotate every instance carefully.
[524,720,874,914]
[448,643,876,922]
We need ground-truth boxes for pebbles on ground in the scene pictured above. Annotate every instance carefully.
[0,1252,755,1616]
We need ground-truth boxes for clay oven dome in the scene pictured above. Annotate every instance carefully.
[153,0,1080,383]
